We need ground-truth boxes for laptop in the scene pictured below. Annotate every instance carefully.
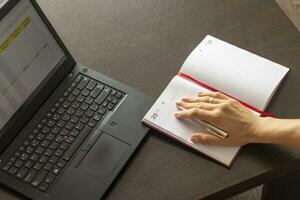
[0,0,151,199]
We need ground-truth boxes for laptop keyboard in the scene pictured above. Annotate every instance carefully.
[1,73,124,193]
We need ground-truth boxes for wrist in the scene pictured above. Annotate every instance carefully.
[250,117,276,144]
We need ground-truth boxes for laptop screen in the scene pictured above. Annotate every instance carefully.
[0,0,66,130]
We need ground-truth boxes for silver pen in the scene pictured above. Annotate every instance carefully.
[176,105,229,139]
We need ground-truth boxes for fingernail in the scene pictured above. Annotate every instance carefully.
[176,101,180,105]
[191,136,197,142]
[174,112,180,117]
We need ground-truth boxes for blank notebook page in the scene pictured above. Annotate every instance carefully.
[180,35,289,110]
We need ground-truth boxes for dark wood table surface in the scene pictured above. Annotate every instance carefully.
[1,0,300,199]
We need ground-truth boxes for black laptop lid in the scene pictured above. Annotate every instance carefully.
[0,0,76,153]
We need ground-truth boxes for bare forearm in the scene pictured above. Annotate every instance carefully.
[255,118,300,148]
[176,91,300,147]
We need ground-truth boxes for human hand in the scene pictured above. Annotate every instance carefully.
[175,91,265,146]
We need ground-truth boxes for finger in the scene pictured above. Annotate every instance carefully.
[175,107,214,122]
[176,101,216,111]
[191,133,227,145]
[198,91,230,100]
[181,97,224,104]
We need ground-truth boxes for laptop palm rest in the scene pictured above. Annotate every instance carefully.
[77,133,129,176]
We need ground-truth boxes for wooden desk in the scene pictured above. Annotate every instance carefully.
[1,0,300,199]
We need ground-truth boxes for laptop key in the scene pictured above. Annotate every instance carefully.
[50,142,59,150]
[90,84,104,98]
[33,128,39,134]
[54,149,64,157]
[85,97,94,105]
[65,122,74,130]
[23,140,30,146]
[65,136,74,144]
[49,156,59,164]
[39,155,48,164]
[24,170,37,183]
[87,119,97,128]
[70,116,79,123]
[31,170,47,187]
[25,146,34,154]
[75,123,84,131]
[66,108,76,115]
[81,88,90,96]
[51,166,61,175]
[24,161,33,168]
[30,154,39,162]
[60,142,69,150]
[69,130,79,137]
[46,133,55,141]
[98,107,107,115]
[67,94,76,102]
[44,149,54,157]
[58,97,65,103]
[74,74,83,83]
[31,140,39,147]
[8,167,18,175]
[35,147,45,154]
[56,108,65,115]
[85,109,94,117]
[76,95,85,103]
[57,159,66,168]
[106,95,114,102]
[116,92,123,99]
[80,103,89,111]
[72,88,80,96]
[16,167,28,179]
[15,160,23,167]
[3,163,11,171]
[39,183,49,192]
[77,77,90,90]
[41,140,50,148]
[90,104,99,111]
[14,151,21,157]
[34,162,42,170]
[102,101,109,107]
[43,163,53,171]
[110,89,117,96]
[14,160,23,168]
[112,97,119,104]
[107,103,115,111]
[86,80,97,90]
[9,157,17,162]
[45,173,55,184]
[47,120,56,128]
[20,153,29,161]
[51,127,60,134]
[95,86,110,105]
[28,134,35,140]
[93,113,102,121]
[62,101,71,108]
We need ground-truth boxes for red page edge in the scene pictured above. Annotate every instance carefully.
[178,72,274,118]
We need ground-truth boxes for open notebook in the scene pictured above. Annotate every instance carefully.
[142,35,289,167]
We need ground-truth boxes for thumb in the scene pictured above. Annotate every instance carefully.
[191,133,224,145]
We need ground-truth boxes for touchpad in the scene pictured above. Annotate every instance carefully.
[79,132,129,177]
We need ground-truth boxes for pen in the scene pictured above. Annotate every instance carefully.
[176,105,229,139]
